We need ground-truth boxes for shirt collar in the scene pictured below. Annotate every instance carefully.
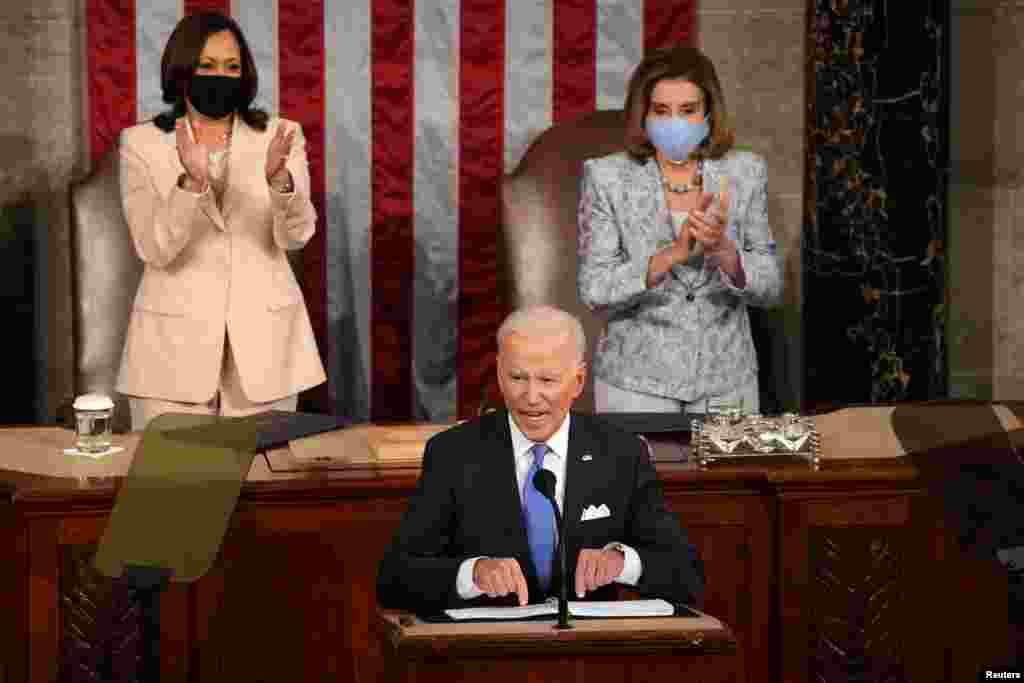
[507,411,571,462]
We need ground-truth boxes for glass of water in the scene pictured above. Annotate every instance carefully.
[73,394,114,454]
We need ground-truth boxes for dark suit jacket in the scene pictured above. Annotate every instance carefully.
[376,410,704,615]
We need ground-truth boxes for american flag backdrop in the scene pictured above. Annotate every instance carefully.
[84,0,697,422]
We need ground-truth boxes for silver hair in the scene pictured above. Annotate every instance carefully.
[496,305,587,364]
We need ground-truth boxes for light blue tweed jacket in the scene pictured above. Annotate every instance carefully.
[577,149,782,403]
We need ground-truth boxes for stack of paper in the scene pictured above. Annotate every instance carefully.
[444,598,675,621]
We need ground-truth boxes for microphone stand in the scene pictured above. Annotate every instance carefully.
[534,469,572,629]
[550,500,571,630]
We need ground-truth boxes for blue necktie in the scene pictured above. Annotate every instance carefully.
[523,443,556,592]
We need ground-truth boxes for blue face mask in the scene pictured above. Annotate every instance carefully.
[644,114,710,163]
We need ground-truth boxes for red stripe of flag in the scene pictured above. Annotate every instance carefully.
[552,0,596,124]
[644,0,698,52]
[457,0,505,419]
[87,0,136,166]
[370,0,416,421]
[279,0,329,412]
[184,0,230,16]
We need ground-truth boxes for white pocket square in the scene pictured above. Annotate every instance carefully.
[581,503,611,521]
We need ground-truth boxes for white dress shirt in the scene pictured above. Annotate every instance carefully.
[455,413,642,599]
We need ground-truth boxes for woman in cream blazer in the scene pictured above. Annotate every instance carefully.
[116,12,325,429]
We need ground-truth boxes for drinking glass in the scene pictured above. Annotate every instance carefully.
[73,394,114,453]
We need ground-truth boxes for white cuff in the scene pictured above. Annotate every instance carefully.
[605,542,642,586]
[456,556,488,599]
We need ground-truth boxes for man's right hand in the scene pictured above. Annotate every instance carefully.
[473,558,529,606]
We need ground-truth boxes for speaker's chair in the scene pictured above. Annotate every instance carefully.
[69,150,142,432]
[500,110,627,412]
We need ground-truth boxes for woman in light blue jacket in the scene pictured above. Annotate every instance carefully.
[578,46,782,414]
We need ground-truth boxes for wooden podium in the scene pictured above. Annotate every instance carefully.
[376,607,739,683]
[3,420,1018,682]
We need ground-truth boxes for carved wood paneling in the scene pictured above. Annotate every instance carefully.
[808,529,907,683]
[11,466,1004,683]
[669,492,772,683]
[59,545,142,683]
[201,529,366,680]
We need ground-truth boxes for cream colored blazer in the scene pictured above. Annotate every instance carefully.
[115,115,327,404]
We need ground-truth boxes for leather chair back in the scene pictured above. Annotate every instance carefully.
[500,110,627,412]
[70,149,141,430]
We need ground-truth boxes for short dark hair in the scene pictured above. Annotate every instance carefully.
[153,12,268,132]
[623,45,734,162]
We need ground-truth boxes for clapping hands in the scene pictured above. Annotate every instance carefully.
[651,178,735,288]
[175,119,209,192]
[688,178,731,254]
[265,121,296,185]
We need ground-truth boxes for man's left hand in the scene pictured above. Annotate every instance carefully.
[574,547,625,598]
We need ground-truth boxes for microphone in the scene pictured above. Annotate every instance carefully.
[533,469,571,630]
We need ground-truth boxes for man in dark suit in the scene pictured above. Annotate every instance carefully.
[376,305,704,615]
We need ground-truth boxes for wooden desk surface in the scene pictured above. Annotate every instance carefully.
[7,398,1023,504]
[0,423,928,507]
[0,425,423,503]
[0,413,1014,683]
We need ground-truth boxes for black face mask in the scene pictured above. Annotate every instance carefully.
[188,74,242,119]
